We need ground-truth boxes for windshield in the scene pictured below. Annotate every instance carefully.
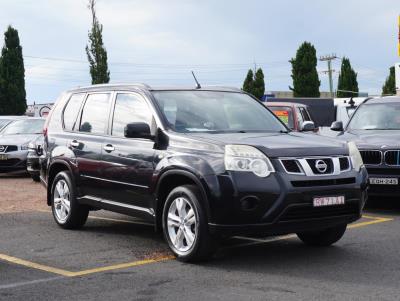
[0,119,11,129]
[268,106,294,129]
[348,103,400,130]
[1,119,45,135]
[152,91,287,133]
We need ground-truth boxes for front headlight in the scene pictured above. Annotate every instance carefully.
[224,145,275,177]
[348,142,363,172]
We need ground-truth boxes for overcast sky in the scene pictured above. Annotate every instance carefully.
[0,0,399,103]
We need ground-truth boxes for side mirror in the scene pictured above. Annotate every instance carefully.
[124,122,153,139]
[330,121,344,132]
[301,121,315,132]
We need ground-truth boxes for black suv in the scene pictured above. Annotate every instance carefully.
[332,96,400,196]
[41,84,368,261]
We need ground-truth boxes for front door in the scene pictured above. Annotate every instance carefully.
[99,92,156,216]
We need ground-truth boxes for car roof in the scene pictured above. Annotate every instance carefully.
[265,102,307,108]
[0,115,28,120]
[364,96,400,104]
[66,83,242,94]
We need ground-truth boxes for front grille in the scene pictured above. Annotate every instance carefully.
[291,177,356,187]
[281,159,302,173]
[0,145,18,153]
[360,150,382,165]
[0,159,20,166]
[339,157,350,171]
[280,204,359,222]
[306,158,333,174]
[366,168,400,176]
[385,151,400,166]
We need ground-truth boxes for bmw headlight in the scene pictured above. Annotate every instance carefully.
[224,145,275,177]
[348,142,363,172]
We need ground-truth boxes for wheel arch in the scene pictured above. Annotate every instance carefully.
[46,160,74,206]
[154,169,212,232]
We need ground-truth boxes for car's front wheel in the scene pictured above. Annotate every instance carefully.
[297,224,347,246]
[51,171,89,229]
[162,185,217,262]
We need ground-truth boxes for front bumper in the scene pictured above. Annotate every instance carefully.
[27,151,40,175]
[0,150,28,173]
[206,166,368,236]
[365,166,400,196]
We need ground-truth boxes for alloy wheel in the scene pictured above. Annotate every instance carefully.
[53,179,71,223]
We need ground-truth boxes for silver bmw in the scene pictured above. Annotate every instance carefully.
[0,118,45,173]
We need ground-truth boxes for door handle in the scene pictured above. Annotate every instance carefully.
[70,140,80,148]
[103,144,115,152]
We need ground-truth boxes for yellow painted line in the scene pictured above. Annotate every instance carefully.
[0,253,74,277]
[348,214,393,229]
[68,255,174,277]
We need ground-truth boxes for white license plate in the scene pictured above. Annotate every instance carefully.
[313,196,345,207]
[0,154,8,160]
[369,178,398,185]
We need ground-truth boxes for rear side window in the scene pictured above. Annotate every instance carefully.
[111,93,152,137]
[63,93,85,131]
[79,93,111,134]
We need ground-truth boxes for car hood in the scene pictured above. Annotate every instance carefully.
[338,130,400,150]
[0,134,40,146]
[180,132,348,157]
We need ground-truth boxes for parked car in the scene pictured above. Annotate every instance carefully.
[265,102,316,132]
[27,135,44,182]
[41,84,368,262]
[332,96,400,196]
[0,118,45,173]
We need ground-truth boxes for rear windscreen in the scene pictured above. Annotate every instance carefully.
[268,106,294,129]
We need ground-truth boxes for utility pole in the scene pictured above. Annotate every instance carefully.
[320,54,338,98]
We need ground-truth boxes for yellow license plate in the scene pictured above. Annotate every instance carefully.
[0,154,8,160]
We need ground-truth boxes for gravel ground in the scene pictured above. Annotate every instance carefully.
[0,174,47,213]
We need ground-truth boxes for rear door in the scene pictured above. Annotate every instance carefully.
[69,92,112,198]
[98,92,156,214]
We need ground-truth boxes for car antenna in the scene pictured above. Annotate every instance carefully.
[349,97,355,107]
[191,71,201,89]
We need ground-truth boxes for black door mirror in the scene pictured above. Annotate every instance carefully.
[331,121,344,132]
[124,122,153,139]
[301,121,315,132]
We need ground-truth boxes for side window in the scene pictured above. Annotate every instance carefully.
[63,93,85,131]
[79,93,111,134]
[300,107,311,121]
[111,93,152,137]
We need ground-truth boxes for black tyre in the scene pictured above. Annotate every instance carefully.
[162,185,217,262]
[297,224,347,246]
[51,171,89,229]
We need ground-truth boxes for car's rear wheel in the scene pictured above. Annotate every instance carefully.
[162,185,216,262]
[297,224,347,246]
[51,171,89,229]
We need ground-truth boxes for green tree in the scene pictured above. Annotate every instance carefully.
[242,69,254,95]
[86,0,110,84]
[289,42,320,97]
[253,68,265,99]
[0,26,26,115]
[382,66,396,95]
[337,57,359,97]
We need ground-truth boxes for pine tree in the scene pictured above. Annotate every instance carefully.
[0,26,26,115]
[382,66,396,95]
[337,57,359,97]
[253,68,265,99]
[86,0,110,84]
[242,69,254,95]
[289,42,320,97]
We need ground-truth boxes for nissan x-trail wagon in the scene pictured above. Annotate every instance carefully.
[41,84,368,261]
